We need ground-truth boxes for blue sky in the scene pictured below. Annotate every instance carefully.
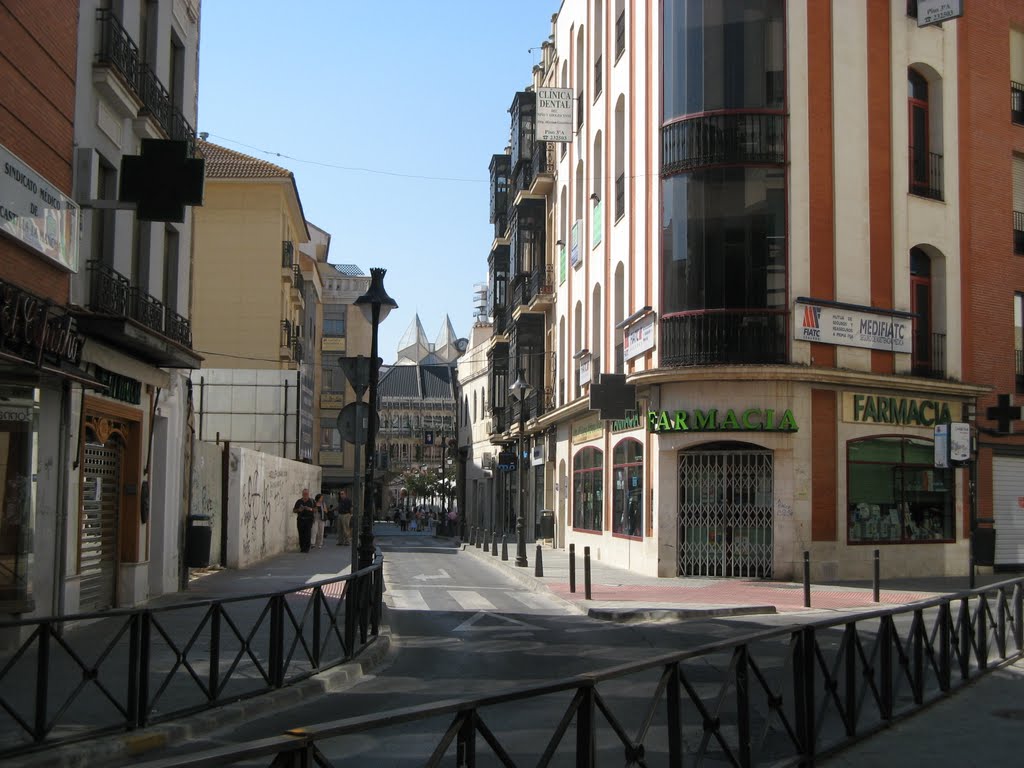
[197,1,557,363]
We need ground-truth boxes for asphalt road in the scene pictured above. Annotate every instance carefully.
[131,534,905,767]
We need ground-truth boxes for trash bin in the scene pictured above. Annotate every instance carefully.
[186,513,213,568]
[539,509,555,540]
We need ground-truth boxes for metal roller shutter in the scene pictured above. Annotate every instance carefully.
[994,456,1024,567]
[79,441,121,612]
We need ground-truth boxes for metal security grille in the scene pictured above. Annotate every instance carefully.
[678,448,773,577]
[79,440,121,611]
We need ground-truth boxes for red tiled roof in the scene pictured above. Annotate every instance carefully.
[197,139,293,179]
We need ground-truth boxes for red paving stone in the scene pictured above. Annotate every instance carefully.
[546,581,934,612]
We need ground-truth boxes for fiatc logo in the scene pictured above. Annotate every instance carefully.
[801,305,822,339]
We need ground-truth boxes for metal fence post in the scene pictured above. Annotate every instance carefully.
[576,684,596,767]
[139,611,152,726]
[457,710,477,768]
[127,613,141,729]
[793,626,816,760]
[912,609,924,705]
[843,623,857,737]
[880,616,893,720]
[344,578,357,660]
[312,586,322,669]
[873,549,880,603]
[584,546,592,601]
[735,646,752,768]
[666,663,683,766]
[34,621,50,742]
[938,601,951,692]
[569,543,576,594]
[959,598,971,680]
[997,588,1008,659]
[977,593,989,671]
[803,551,811,608]
[270,594,285,688]
[209,603,222,701]
[1015,584,1024,651]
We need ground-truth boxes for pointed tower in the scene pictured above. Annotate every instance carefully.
[432,315,461,363]
[396,314,431,365]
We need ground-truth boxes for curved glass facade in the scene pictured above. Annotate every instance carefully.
[663,0,785,120]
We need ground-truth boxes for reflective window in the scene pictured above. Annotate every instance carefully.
[573,447,604,531]
[611,439,643,537]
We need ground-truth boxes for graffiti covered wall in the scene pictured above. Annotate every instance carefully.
[226,446,322,568]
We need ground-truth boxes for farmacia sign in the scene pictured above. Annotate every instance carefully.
[648,408,798,433]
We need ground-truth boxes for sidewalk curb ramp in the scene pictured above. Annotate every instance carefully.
[7,631,392,768]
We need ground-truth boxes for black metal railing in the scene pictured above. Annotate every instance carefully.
[531,140,556,183]
[1012,80,1024,125]
[292,264,305,296]
[615,11,625,59]
[594,56,603,100]
[281,319,292,347]
[615,172,625,220]
[489,407,507,435]
[139,63,174,136]
[510,272,532,309]
[530,264,554,299]
[87,261,193,347]
[493,213,508,241]
[909,147,944,201]
[291,339,304,363]
[912,332,946,379]
[282,240,294,267]
[662,112,785,175]
[493,306,507,336]
[661,309,788,366]
[0,552,384,758]
[96,9,140,92]
[135,577,1024,768]
[1014,211,1024,255]
[577,91,584,129]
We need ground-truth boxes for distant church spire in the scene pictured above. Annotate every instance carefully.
[396,314,430,365]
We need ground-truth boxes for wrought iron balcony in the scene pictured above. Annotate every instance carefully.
[281,319,293,347]
[1014,211,1024,255]
[96,9,140,92]
[510,273,532,309]
[291,264,305,297]
[84,260,197,365]
[1013,81,1024,125]
[493,306,508,336]
[912,332,946,379]
[661,309,788,367]
[529,265,554,303]
[909,147,943,202]
[282,240,294,267]
[615,11,625,60]
[530,141,556,194]
[662,112,785,175]
[488,408,507,436]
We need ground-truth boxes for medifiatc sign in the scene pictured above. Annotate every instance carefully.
[1,143,79,272]
[793,300,912,354]
[842,392,953,427]
[648,408,798,433]
[535,87,574,143]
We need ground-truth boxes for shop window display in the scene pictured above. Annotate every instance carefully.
[847,436,954,544]
[612,439,643,537]
[573,447,603,532]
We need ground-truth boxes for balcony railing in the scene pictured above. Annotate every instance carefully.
[594,56,603,100]
[912,332,946,379]
[661,112,785,175]
[292,264,305,296]
[510,273,532,309]
[529,264,554,299]
[282,240,294,267]
[909,147,944,201]
[615,11,625,60]
[661,309,788,367]
[87,260,192,347]
[96,9,140,92]
[1012,81,1024,125]
[531,141,555,184]
[615,173,625,220]
[493,306,507,336]
[1014,211,1024,255]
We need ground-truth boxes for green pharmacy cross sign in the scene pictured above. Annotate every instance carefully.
[648,407,798,433]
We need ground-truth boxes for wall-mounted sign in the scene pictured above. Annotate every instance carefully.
[322,337,346,352]
[531,444,545,466]
[1,143,79,272]
[572,419,603,444]
[0,406,33,424]
[843,392,953,428]
[624,314,656,360]
[611,409,643,433]
[497,450,517,472]
[648,408,798,433]
[794,300,912,354]
[0,278,84,368]
[578,354,592,386]
[570,221,581,269]
[95,367,142,405]
[917,0,962,26]
[535,87,574,143]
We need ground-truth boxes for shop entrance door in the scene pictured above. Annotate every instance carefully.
[79,439,122,612]
[678,446,774,577]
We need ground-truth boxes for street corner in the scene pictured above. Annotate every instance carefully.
[586,604,779,623]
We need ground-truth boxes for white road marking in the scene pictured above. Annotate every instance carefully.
[452,611,542,632]
[449,591,496,611]
[387,589,430,611]
[413,569,451,581]
[506,591,556,609]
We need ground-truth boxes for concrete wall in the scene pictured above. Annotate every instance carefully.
[226,447,321,568]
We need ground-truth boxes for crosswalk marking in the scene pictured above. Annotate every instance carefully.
[449,591,496,611]
[506,591,554,609]
[388,589,430,610]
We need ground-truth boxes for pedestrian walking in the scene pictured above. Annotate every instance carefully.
[293,488,316,553]
[338,489,353,545]
[313,493,326,548]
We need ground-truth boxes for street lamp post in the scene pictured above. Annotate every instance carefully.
[336,355,372,570]
[354,268,397,570]
[509,369,533,568]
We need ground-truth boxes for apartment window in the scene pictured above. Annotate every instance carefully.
[1015,294,1023,393]
[94,159,118,267]
[847,437,953,544]
[1014,155,1024,254]
[573,446,604,531]
[169,33,185,110]
[1014,29,1024,124]
[163,226,179,311]
[615,0,625,61]
[908,67,943,201]
[320,419,342,451]
[910,248,933,375]
[594,0,604,100]
[324,305,347,336]
[611,439,642,537]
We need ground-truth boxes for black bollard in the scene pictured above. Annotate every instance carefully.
[501,535,508,561]
[475,527,482,549]
[584,546,592,600]
[873,549,880,603]
[569,543,576,593]
[535,544,544,577]
[483,529,490,550]
[491,531,498,556]
[803,551,811,608]
[470,527,476,547]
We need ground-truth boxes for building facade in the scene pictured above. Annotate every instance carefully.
[317,262,372,495]
[191,139,316,462]
[477,1,1024,582]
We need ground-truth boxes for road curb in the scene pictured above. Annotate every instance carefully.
[8,630,392,768]
[587,605,778,622]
